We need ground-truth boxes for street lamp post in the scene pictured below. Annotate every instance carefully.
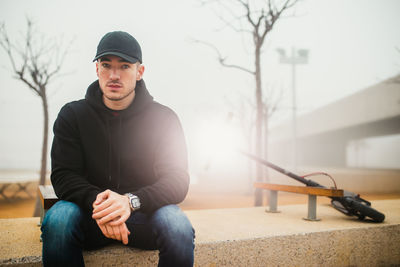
[276,47,309,170]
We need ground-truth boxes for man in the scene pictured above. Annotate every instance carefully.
[41,31,195,267]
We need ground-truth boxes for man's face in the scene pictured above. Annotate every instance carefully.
[96,55,144,110]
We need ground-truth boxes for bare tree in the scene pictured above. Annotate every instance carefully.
[196,0,299,205]
[261,83,282,179]
[0,18,71,216]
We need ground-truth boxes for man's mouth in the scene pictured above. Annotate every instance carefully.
[107,83,122,89]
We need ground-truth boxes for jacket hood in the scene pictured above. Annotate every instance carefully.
[85,79,154,116]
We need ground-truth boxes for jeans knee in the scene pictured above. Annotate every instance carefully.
[41,200,83,244]
[153,205,194,240]
[152,205,195,264]
[41,201,86,267]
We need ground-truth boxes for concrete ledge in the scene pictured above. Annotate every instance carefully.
[1,199,399,266]
[195,225,400,266]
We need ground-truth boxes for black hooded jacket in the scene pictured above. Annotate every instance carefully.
[50,79,189,214]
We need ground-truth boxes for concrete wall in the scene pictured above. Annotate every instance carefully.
[268,75,400,169]
[270,74,400,141]
[1,200,400,266]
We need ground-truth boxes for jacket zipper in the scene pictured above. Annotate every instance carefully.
[107,119,112,183]
[117,117,122,189]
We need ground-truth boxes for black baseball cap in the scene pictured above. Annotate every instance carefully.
[93,31,142,63]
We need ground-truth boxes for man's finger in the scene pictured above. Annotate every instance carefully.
[96,219,111,238]
[120,224,129,245]
[97,210,121,224]
[93,190,109,206]
[109,213,130,226]
[98,222,108,237]
[112,225,121,241]
[92,205,115,220]
[93,198,113,213]
[105,224,114,239]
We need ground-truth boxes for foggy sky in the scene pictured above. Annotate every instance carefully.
[0,0,399,172]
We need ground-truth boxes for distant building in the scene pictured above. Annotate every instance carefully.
[269,74,400,169]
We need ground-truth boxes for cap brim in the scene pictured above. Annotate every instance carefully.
[93,51,139,63]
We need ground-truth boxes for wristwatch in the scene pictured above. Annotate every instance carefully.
[125,193,141,211]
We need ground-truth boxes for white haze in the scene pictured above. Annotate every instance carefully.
[0,0,399,180]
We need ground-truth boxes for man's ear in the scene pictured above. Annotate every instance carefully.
[95,61,100,77]
[136,65,145,81]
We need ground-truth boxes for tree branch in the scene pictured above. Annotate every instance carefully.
[237,0,256,27]
[215,12,252,33]
[192,38,255,75]
[0,23,19,74]
[1,18,72,96]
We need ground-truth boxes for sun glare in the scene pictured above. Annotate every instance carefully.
[192,119,246,170]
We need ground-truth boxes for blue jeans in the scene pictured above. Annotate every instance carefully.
[41,200,195,267]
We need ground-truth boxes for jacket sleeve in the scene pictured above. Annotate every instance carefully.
[132,112,190,213]
[50,104,102,213]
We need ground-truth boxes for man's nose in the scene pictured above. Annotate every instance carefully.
[109,68,121,79]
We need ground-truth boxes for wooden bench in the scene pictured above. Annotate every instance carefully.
[37,185,59,225]
[39,183,344,222]
[254,182,344,221]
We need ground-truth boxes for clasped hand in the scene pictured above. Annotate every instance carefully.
[92,189,131,245]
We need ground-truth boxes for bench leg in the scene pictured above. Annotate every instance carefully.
[304,195,321,221]
[38,207,47,241]
[266,190,280,213]
[39,206,44,226]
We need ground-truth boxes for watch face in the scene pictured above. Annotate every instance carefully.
[132,198,140,208]
[130,195,141,210]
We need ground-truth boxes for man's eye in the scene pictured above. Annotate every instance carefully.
[102,63,110,68]
[121,65,130,69]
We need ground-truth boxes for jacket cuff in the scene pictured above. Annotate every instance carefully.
[84,190,102,213]
[132,191,150,213]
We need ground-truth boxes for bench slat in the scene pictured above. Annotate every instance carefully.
[254,182,343,197]
[38,185,59,210]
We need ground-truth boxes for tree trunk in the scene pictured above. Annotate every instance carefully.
[247,128,254,194]
[263,111,270,203]
[33,93,49,217]
[263,112,269,182]
[254,44,264,206]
